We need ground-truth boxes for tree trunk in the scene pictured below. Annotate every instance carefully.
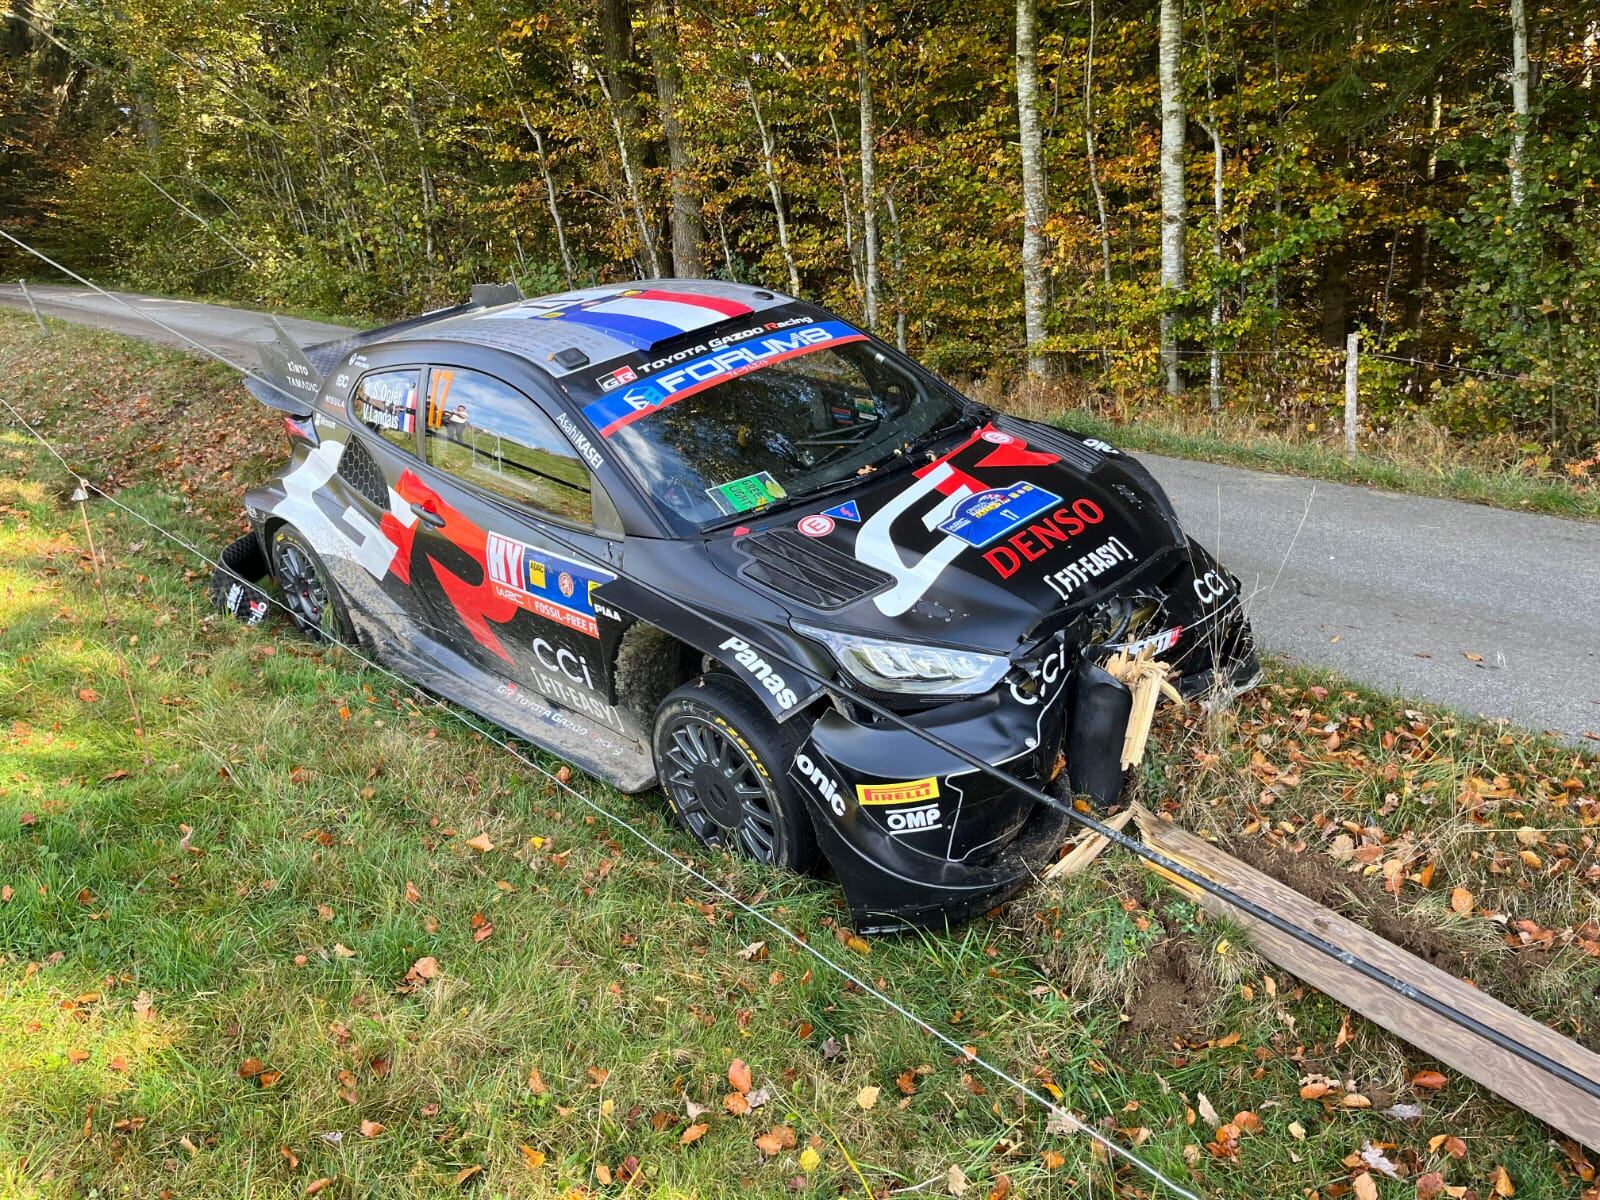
[648,0,703,276]
[595,0,660,276]
[857,19,881,331]
[828,107,863,303]
[1205,119,1223,413]
[1016,0,1049,377]
[596,68,663,278]
[745,80,802,296]
[1158,0,1185,397]
[1509,0,1529,211]
[886,190,908,352]
[497,49,577,288]
[1083,0,1112,289]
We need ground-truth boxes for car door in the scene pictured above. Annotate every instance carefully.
[398,361,631,733]
[323,357,448,640]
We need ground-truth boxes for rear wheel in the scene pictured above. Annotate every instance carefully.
[268,524,353,643]
[653,674,818,872]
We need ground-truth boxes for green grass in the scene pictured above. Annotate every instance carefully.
[2,311,1598,1198]
[1048,409,1600,522]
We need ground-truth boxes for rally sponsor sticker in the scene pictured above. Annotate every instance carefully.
[706,471,787,516]
[821,500,860,522]
[797,513,835,538]
[980,429,1015,445]
[856,777,941,806]
[937,481,1061,548]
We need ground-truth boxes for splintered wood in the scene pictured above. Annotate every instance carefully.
[1102,649,1182,769]
[1128,805,1600,1151]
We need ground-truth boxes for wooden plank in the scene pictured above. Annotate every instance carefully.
[1131,806,1600,1150]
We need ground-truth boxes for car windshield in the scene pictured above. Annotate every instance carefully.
[565,312,971,527]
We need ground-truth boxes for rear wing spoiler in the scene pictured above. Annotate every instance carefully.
[244,282,525,416]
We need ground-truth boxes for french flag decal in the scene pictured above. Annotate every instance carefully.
[487,288,755,351]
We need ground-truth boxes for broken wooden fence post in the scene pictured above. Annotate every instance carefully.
[1344,331,1359,458]
[19,279,47,335]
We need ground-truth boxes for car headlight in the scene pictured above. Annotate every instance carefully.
[794,623,1010,696]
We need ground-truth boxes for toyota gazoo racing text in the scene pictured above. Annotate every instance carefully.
[219,280,1257,930]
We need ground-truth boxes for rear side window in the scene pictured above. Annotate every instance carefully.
[423,368,592,526]
[352,369,421,452]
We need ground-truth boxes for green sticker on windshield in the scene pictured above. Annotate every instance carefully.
[707,471,787,516]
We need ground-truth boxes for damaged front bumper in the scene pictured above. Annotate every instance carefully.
[789,541,1258,932]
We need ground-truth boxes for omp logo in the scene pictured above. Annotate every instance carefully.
[885,803,942,834]
[719,636,799,710]
[856,777,940,806]
[794,751,845,816]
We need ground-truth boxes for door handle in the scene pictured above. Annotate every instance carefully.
[410,501,445,528]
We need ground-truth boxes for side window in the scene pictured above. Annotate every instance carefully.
[423,368,593,526]
[352,369,421,452]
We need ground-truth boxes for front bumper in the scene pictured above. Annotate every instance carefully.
[789,540,1258,932]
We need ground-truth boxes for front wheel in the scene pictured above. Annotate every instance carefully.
[653,674,818,872]
[268,524,353,643]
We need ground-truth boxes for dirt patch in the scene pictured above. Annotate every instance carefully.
[1114,935,1224,1055]
[1223,837,1473,977]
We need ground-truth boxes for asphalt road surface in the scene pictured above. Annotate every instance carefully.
[5,283,1598,742]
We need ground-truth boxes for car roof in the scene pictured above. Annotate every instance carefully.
[385,279,797,381]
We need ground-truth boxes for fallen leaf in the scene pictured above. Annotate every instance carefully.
[1416,1172,1446,1200]
[755,1125,796,1156]
[1353,1172,1379,1200]
[519,1145,546,1169]
[728,1059,752,1094]
[680,1123,709,1146]
[1340,1093,1372,1109]
[1196,1093,1221,1126]
[78,687,100,703]
[404,880,421,904]
[238,1057,264,1079]
[1411,1069,1448,1090]
[988,1175,1012,1200]
[453,1164,482,1186]
[1490,1165,1516,1196]
[856,1085,880,1110]
[799,1145,820,1171]
[1451,887,1474,915]
[1288,1120,1306,1141]
[1041,1149,1066,1169]
[67,1048,89,1064]
[464,833,494,853]
[947,1164,971,1196]
[528,1067,548,1094]
[1429,1134,1468,1159]
[724,1091,750,1116]
[305,1181,333,1197]
[359,1120,384,1138]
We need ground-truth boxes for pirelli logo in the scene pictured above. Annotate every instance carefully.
[855,777,940,806]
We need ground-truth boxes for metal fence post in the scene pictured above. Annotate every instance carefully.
[1344,331,1359,458]
[19,279,48,335]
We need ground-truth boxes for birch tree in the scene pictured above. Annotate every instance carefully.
[857,15,881,331]
[1508,0,1529,211]
[1159,0,1186,397]
[1016,0,1049,377]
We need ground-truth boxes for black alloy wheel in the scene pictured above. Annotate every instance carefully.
[268,524,352,643]
[653,674,818,872]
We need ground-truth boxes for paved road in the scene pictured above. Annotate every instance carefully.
[5,283,1598,741]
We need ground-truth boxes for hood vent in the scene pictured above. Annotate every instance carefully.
[735,529,893,610]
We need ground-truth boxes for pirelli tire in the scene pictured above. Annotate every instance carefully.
[209,532,273,627]
[653,673,820,874]
[267,523,355,644]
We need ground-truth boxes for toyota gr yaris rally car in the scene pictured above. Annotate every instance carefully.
[217,280,1257,930]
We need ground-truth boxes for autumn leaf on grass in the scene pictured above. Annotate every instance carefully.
[1411,1069,1448,1090]
[304,1180,333,1197]
[680,1123,709,1146]
[452,1164,482,1186]
[358,1120,384,1138]
[755,1125,796,1156]
[398,956,440,992]
[464,833,494,853]
[469,912,493,943]
[1451,887,1474,915]
[1489,1165,1516,1196]
[723,1092,750,1116]
[727,1058,752,1094]
[1352,1172,1378,1200]
[856,1085,880,1110]
[527,1067,549,1094]
[519,1145,546,1169]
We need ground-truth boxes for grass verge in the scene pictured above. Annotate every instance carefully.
[2,311,1597,1199]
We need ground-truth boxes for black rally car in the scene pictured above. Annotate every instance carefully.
[225,280,1257,929]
